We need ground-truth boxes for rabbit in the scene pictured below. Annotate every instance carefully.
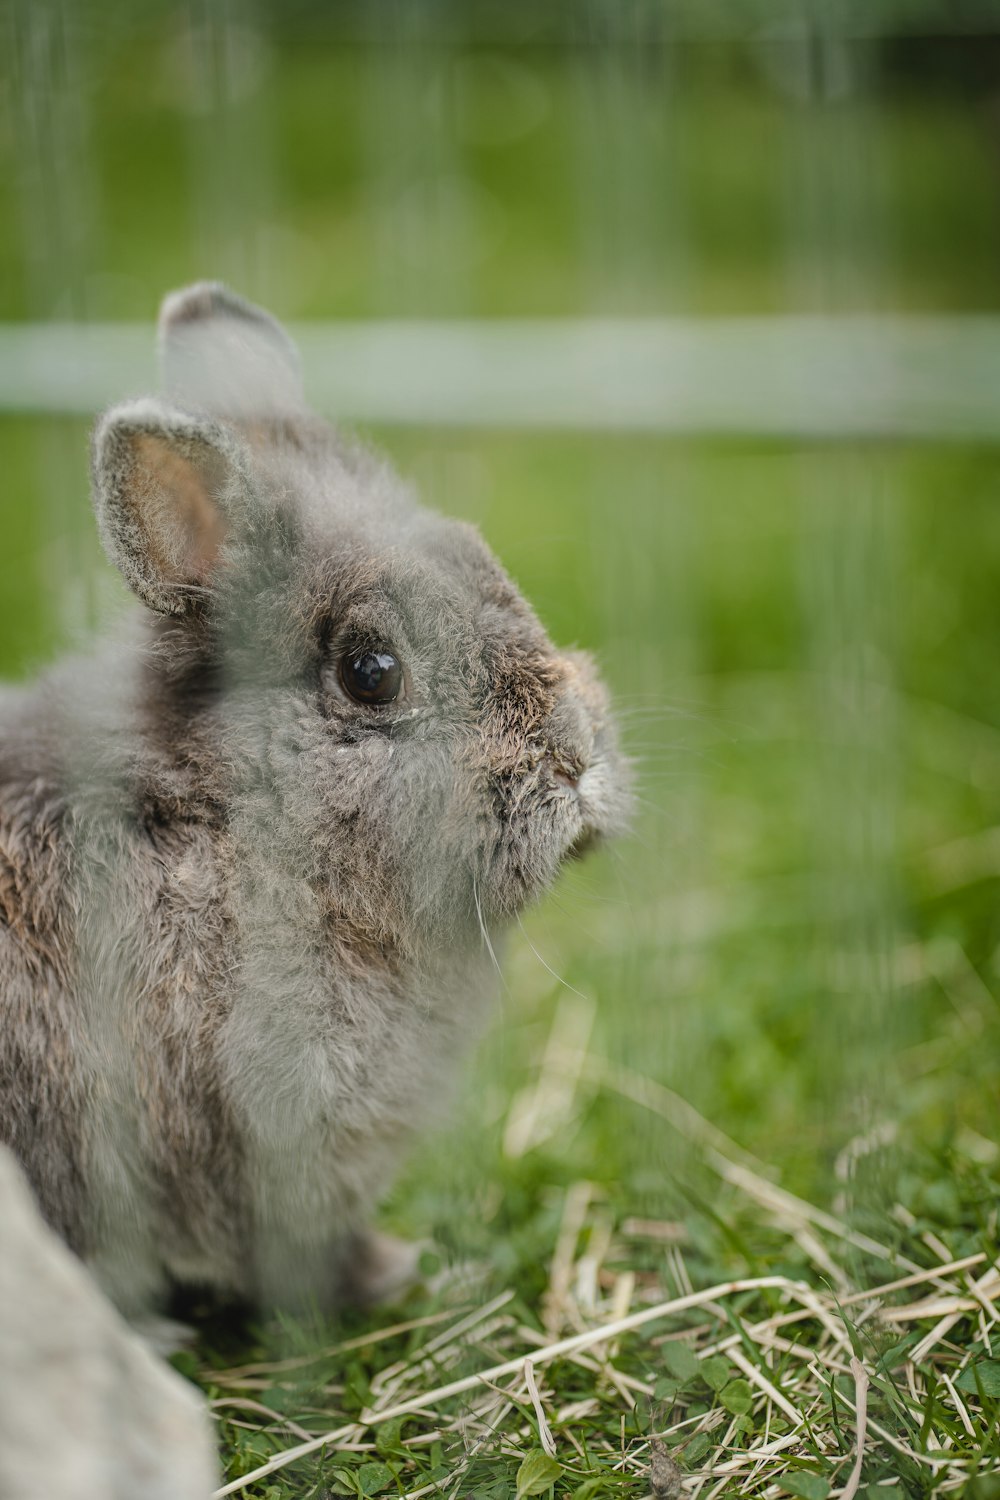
[0,283,630,1324]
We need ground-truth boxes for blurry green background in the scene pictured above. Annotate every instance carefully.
[1,0,998,1246]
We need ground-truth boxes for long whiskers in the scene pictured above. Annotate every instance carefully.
[473,876,506,991]
[515,912,590,1004]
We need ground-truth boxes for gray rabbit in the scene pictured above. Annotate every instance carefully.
[0,284,629,1324]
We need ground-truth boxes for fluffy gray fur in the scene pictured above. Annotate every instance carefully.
[0,283,630,1320]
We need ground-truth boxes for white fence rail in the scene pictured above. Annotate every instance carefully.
[1,316,998,439]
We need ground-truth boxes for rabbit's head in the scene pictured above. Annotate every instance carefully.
[92,285,630,956]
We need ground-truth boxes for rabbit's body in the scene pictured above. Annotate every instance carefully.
[0,287,628,1320]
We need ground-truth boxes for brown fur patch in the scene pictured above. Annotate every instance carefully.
[131,433,229,586]
[0,813,69,986]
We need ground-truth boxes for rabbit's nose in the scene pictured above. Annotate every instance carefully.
[549,758,581,791]
[543,690,595,789]
[542,725,591,790]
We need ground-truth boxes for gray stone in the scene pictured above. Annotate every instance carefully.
[0,1146,217,1500]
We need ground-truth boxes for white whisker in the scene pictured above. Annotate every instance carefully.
[473,877,506,989]
[515,913,590,1003]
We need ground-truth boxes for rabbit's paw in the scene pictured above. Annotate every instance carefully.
[341,1230,428,1308]
[132,1313,198,1357]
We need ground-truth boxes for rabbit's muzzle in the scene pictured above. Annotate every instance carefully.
[473,649,631,917]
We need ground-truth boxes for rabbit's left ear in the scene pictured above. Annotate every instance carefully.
[92,398,244,614]
[159,281,304,420]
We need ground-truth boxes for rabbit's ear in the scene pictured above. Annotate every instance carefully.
[92,398,243,614]
[158,281,304,420]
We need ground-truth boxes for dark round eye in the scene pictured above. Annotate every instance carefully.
[339,648,403,706]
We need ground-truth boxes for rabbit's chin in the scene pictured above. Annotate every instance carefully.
[478,755,633,922]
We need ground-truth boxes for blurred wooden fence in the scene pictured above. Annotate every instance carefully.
[2,315,998,438]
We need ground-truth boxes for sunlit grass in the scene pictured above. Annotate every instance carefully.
[194,1084,1000,1498]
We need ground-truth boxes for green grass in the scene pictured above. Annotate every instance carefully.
[2,9,1000,1496]
[192,1160,1000,1499]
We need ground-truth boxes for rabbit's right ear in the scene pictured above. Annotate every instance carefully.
[92,398,245,615]
[159,281,304,421]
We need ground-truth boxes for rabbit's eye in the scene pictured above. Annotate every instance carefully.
[339,648,403,706]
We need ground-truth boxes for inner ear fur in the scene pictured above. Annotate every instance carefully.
[93,398,245,615]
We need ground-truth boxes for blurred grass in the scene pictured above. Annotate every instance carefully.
[4,17,1000,320]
